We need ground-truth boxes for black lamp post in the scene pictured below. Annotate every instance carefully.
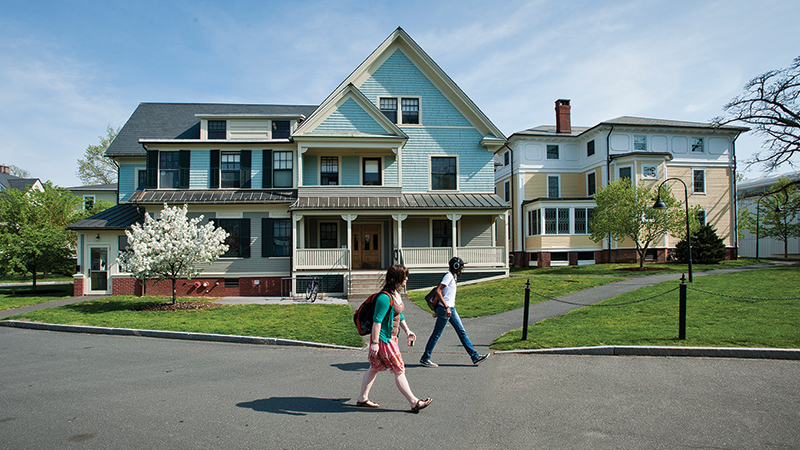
[755,194,783,261]
[653,178,692,282]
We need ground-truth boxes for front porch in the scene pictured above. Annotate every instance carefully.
[295,246,507,271]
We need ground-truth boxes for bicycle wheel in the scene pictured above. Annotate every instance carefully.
[305,281,314,300]
[309,284,318,303]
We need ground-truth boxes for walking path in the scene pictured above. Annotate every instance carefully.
[2,261,796,358]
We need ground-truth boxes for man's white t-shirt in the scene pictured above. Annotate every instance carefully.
[440,271,457,307]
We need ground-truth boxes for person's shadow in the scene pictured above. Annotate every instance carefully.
[236,397,400,415]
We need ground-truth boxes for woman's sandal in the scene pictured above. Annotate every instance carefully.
[356,399,380,408]
[411,398,432,412]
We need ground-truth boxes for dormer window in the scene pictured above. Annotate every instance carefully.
[208,120,226,139]
[379,97,420,125]
[272,120,290,139]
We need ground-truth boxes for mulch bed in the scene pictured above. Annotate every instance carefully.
[131,301,221,312]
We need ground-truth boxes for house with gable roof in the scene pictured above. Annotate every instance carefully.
[0,165,44,193]
[497,99,749,267]
[68,28,510,297]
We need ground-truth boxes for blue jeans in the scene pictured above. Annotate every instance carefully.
[421,305,479,362]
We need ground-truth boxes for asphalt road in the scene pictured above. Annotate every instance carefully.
[2,326,799,449]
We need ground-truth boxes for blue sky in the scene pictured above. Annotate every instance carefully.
[1,0,798,187]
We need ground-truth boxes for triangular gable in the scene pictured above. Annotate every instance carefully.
[294,84,406,138]
[298,27,505,141]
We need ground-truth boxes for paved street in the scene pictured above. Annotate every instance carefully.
[2,325,799,449]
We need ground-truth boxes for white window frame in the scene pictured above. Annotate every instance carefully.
[83,195,96,210]
[693,168,706,194]
[641,164,658,180]
[318,222,340,249]
[586,172,596,197]
[546,144,560,160]
[504,181,510,202]
[618,165,633,183]
[634,135,647,151]
[691,137,705,153]
[430,155,458,191]
[547,175,560,198]
[378,95,421,125]
[319,155,339,186]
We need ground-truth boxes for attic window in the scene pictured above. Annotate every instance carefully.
[272,120,290,139]
[208,120,226,139]
[379,97,420,125]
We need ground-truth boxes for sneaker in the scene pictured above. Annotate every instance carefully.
[472,353,489,365]
[419,359,439,368]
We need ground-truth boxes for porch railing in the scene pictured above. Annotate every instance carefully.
[295,249,349,270]
[400,247,505,268]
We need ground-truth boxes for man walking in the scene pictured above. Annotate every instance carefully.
[420,257,489,367]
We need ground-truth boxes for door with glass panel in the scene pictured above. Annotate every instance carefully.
[89,247,109,293]
[352,225,381,270]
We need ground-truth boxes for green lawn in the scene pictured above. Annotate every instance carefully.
[492,264,800,350]
[0,274,73,283]
[511,258,757,277]
[0,285,74,311]
[6,295,364,347]
[409,275,625,318]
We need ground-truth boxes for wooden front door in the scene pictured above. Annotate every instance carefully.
[352,225,381,270]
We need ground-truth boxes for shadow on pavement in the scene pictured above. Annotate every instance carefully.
[236,397,400,415]
[330,362,370,372]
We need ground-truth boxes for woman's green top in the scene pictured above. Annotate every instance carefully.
[372,292,405,343]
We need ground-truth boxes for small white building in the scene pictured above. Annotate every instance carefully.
[737,171,800,259]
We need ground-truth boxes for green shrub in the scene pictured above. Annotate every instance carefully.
[676,225,726,264]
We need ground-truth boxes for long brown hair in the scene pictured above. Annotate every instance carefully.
[382,264,409,293]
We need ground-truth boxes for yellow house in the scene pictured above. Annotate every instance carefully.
[496,99,749,267]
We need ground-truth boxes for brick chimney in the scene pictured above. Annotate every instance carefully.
[0,165,9,174]
[555,99,571,134]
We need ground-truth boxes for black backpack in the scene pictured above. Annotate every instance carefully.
[353,290,391,336]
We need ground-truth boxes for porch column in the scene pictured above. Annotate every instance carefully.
[392,213,407,264]
[448,213,461,260]
[297,146,307,187]
[503,210,509,268]
[342,213,357,270]
[292,214,303,274]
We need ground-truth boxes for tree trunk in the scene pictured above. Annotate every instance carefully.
[31,261,38,292]
[171,278,177,305]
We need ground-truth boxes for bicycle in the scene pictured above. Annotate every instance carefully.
[305,277,320,302]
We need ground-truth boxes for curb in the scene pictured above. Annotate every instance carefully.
[495,345,800,360]
[0,320,363,351]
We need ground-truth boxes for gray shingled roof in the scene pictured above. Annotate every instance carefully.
[0,173,41,192]
[128,189,297,205]
[67,204,145,230]
[290,193,508,211]
[106,103,319,157]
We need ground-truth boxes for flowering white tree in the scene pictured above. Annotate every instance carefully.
[117,204,229,304]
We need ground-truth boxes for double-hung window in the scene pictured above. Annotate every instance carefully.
[431,156,456,190]
[380,98,397,123]
[83,195,95,210]
[159,152,180,188]
[619,166,632,184]
[634,135,647,151]
[363,158,381,186]
[547,175,560,198]
[320,223,338,248]
[587,140,595,157]
[216,218,250,258]
[504,181,510,202]
[432,220,454,247]
[547,145,559,160]
[321,156,339,185]
[587,172,596,196]
[272,120,290,139]
[221,152,241,188]
[273,151,293,188]
[379,97,420,125]
[208,120,226,139]
[691,137,705,153]
[262,218,290,257]
[693,169,705,193]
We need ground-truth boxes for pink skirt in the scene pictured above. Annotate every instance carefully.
[369,336,405,374]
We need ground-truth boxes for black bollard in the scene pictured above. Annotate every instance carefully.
[522,278,531,340]
[679,274,687,340]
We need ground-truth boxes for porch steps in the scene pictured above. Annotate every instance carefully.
[346,271,409,305]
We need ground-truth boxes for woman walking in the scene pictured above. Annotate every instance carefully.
[356,264,432,412]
